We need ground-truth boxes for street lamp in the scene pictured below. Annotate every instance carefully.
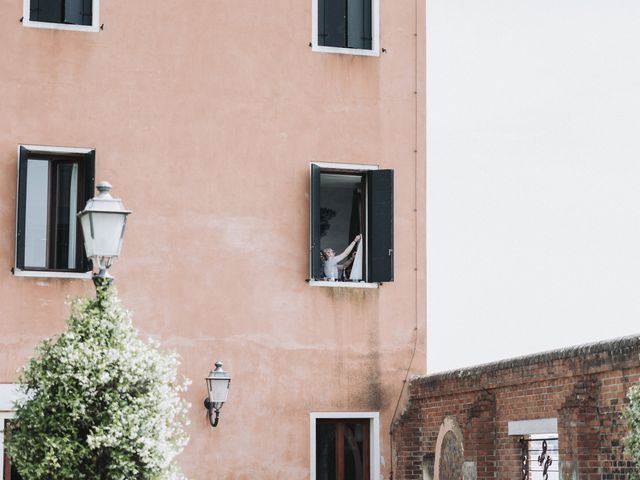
[204,361,231,427]
[77,181,132,288]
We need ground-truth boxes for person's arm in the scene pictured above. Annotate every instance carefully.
[334,235,361,263]
[339,253,355,269]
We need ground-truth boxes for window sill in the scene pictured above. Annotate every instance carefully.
[311,45,380,57]
[13,269,92,279]
[308,280,379,289]
[22,19,99,32]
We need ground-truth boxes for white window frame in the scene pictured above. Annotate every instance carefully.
[0,385,21,477]
[309,161,380,289]
[311,0,380,56]
[508,419,559,480]
[525,433,560,480]
[13,144,94,280]
[22,0,101,32]
[309,411,380,480]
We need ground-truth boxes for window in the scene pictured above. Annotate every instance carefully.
[15,145,95,277]
[2,421,23,480]
[310,412,380,480]
[312,0,379,56]
[309,163,393,286]
[23,0,100,31]
[521,434,559,480]
[0,385,21,480]
[508,418,559,480]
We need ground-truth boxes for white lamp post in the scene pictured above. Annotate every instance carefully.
[77,181,131,287]
[204,361,231,427]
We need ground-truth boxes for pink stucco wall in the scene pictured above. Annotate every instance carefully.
[0,0,426,478]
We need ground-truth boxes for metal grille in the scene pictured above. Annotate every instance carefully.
[520,435,559,480]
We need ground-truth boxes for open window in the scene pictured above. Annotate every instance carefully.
[15,145,95,277]
[310,412,380,480]
[23,0,100,32]
[309,163,393,286]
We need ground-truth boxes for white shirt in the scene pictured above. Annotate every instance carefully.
[322,239,359,280]
[323,257,340,280]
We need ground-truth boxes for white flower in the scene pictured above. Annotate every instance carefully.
[7,289,191,480]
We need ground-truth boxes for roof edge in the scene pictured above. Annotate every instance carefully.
[413,334,640,386]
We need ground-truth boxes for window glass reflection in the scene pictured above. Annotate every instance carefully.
[24,159,49,268]
[317,423,336,480]
[343,423,365,480]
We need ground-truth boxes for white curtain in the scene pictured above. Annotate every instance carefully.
[349,240,363,281]
[67,163,79,269]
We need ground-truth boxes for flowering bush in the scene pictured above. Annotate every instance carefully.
[626,384,640,480]
[6,287,190,480]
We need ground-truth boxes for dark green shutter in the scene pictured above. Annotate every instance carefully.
[318,0,326,45]
[310,164,322,280]
[29,0,40,21]
[81,0,92,25]
[319,0,347,48]
[34,0,64,23]
[81,150,95,272]
[362,0,372,50]
[367,169,394,282]
[346,0,364,49]
[16,147,29,270]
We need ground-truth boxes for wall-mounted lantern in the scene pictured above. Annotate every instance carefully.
[204,361,231,427]
[77,181,131,287]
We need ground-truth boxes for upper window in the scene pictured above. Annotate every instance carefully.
[309,163,393,286]
[23,0,100,31]
[312,0,379,56]
[310,412,380,480]
[15,145,95,277]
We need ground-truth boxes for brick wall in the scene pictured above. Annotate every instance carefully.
[393,336,640,480]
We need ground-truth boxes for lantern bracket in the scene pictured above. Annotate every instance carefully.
[204,398,221,427]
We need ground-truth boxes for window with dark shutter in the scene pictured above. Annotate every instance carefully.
[29,0,92,26]
[310,164,323,280]
[367,170,393,283]
[318,0,373,50]
[309,163,393,285]
[15,146,95,274]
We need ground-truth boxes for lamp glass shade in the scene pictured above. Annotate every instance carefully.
[79,211,127,259]
[206,376,231,405]
[77,182,131,264]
